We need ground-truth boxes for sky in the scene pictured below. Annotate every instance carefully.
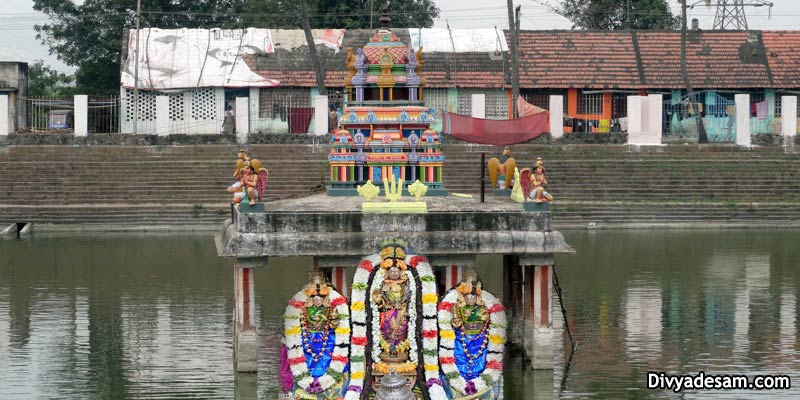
[0,0,799,73]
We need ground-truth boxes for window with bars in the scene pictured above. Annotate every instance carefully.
[423,88,449,115]
[519,89,568,111]
[577,92,603,115]
[259,87,311,119]
[123,89,156,122]
[327,87,344,111]
[456,90,474,116]
[190,88,217,120]
[611,93,628,119]
[485,91,508,120]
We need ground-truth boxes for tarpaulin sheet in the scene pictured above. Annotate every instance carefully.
[408,28,508,53]
[441,111,550,146]
[122,28,278,89]
[517,96,546,117]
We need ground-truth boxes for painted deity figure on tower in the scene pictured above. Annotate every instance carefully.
[438,269,506,399]
[281,272,351,399]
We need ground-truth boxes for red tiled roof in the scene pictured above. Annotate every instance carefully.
[515,31,642,89]
[244,29,506,89]
[763,31,800,88]
[243,29,800,90]
[513,30,798,89]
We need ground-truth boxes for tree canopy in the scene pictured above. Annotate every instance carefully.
[554,0,679,30]
[27,60,75,97]
[32,0,440,95]
[239,0,439,29]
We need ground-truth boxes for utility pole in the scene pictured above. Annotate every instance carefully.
[370,0,374,30]
[506,0,520,118]
[133,0,141,134]
[299,0,327,96]
[681,0,708,143]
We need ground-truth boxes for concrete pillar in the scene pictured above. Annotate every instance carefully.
[313,95,328,135]
[249,88,260,134]
[235,97,249,143]
[233,257,267,372]
[329,266,349,298]
[443,265,463,291]
[0,94,8,135]
[519,254,554,370]
[735,94,751,146]
[155,95,169,136]
[549,95,564,139]
[502,255,524,347]
[74,95,88,136]
[782,96,797,140]
[646,94,663,144]
[527,264,553,369]
[471,93,485,119]
[627,96,643,138]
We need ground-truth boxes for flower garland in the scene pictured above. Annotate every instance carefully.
[284,286,350,394]
[437,289,507,396]
[345,252,447,400]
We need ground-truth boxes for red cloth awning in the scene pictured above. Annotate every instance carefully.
[441,111,550,146]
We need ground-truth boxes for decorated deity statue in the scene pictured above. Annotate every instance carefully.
[488,147,516,190]
[347,239,447,400]
[281,272,351,399]
[438,269,506,399]
[520,157,553,203]
[226,150,248,194]
[372,251,412,364]
[230,158,268,206]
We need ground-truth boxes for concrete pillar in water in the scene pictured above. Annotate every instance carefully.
[503,255,524,348]
[317,256,361,298]
[519,254,555,370]
[233,257,267,373]
[429,255,474,293]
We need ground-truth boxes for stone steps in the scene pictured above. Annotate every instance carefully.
[2,143,799,228]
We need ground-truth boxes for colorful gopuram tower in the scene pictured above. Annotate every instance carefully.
[327,20,447,196]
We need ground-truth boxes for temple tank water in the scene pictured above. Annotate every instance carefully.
[1,229,799,399]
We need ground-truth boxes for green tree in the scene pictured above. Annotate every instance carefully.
[555,0,678,30]
[239,0,440,30]
[33,0,246,95]
[27,60,74,97]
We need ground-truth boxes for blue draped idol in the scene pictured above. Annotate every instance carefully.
[454,328,488,380]
[303,329,335,378]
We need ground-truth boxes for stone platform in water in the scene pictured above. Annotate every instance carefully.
[215,194,573,259]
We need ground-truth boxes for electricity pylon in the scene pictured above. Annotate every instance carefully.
[693,0,774,31]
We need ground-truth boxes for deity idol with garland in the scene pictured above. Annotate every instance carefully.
[281,272,351,399]
[346,239,447,400]
[437,269,506,399]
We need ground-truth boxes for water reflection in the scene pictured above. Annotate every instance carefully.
[553,229,800,399]
[1,230,800,399]
[623,278,663,363]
